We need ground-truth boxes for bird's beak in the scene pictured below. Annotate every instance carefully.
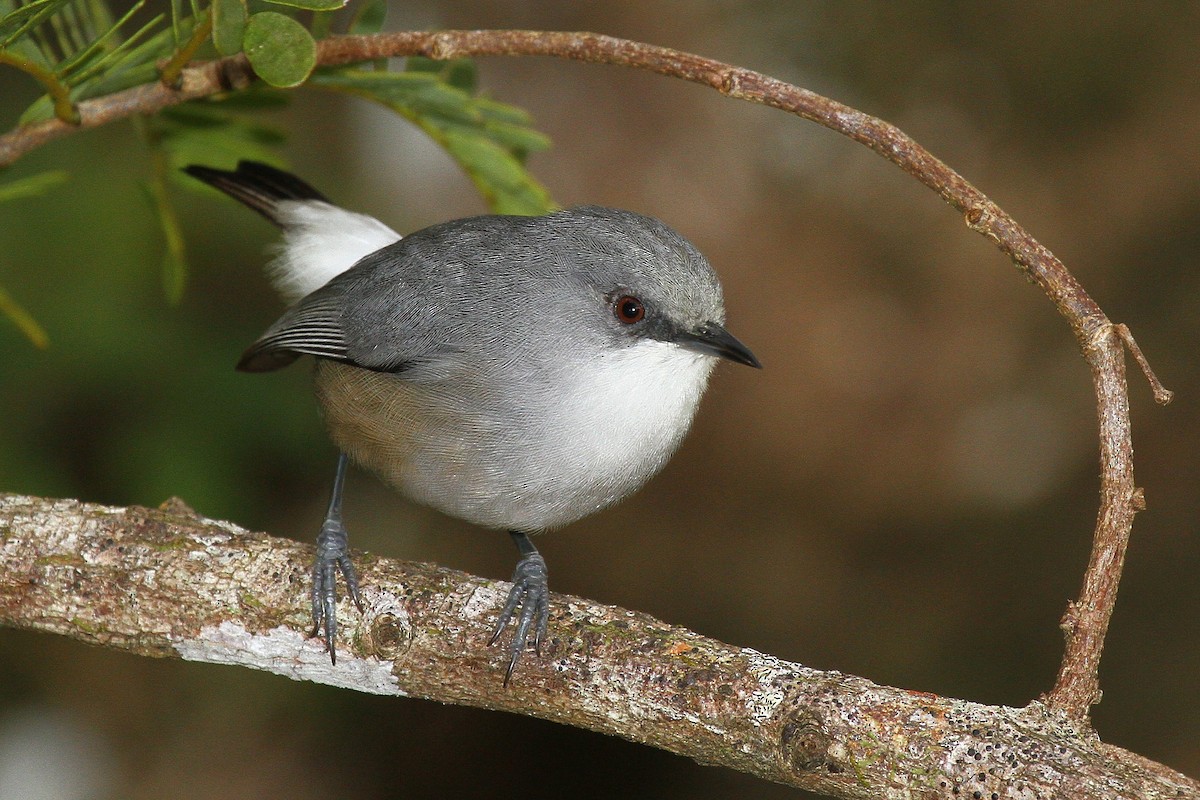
[675,323,762,368]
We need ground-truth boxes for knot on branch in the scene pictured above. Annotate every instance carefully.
[363,610,411,660]
[360,593,414,661]
[213,55,255,93]
[778,711,830,774]
[719,69,746,98]
[425,32,458,61]
[964,205,1001,245]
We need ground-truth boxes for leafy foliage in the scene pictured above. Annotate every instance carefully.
[0,168,66,200]
[0,0,556,340]
[3,0,178,124]
[242,11,315,88]
[149,96,289,176]
[209,0,243,56]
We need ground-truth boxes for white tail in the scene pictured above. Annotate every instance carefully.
[268,200,402,304]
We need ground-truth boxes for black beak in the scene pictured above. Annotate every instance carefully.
[675,323,761,368]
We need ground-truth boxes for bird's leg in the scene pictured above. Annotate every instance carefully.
[489,530,550,685]
[310,451,364,664]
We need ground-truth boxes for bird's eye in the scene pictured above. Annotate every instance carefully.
[613,295,645,324]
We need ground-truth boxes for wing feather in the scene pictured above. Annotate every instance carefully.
[237,298,351,372]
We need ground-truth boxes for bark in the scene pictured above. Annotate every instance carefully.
[0,492,1195,800]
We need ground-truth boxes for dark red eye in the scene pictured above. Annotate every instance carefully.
[614,295,645,324]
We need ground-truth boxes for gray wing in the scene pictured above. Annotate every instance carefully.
[237,294,360,372]
[237,210,578,374]
[237,244,435,374]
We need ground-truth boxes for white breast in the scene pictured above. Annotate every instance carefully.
[557,341,714,489]
[492,339,717,531]
[315,341,718,533]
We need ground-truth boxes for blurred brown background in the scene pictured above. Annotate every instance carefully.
[1,2,1198,798]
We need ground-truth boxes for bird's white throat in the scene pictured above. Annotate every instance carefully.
[544,337,717,512]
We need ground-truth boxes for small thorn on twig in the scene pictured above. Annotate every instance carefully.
[1115,323,1173,405]
[1131,487,1147,511]
[1059,601,1080,635]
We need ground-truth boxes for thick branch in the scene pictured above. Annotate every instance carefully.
[1,492,1195,800]
[0,29,1171,721]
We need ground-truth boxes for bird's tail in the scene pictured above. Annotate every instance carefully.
[184,160,402,303]
[183,161,329,228]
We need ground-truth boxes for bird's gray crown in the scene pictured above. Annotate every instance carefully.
[542,205,727,332]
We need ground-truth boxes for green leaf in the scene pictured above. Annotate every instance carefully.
[243,11,315,88]
[348,0,385,35]
[473,96,536,125]
[145,101,288,181]
[261,0,346,11]
[440,129,552,215]
[211,0,246,56]
[69,13,170,84]
[406,56,476,92]
[0,284,49,348]
[56,0,148,79]
[0,0,74,48]
[471,120,551,156]
[0,169,68,202]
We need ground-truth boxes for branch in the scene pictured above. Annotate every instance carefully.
[0,49,80,124]
[1,492,1195,800]
[0,29,1173,721]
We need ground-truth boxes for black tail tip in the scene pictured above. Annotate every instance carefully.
[181,163,227,183]
[182,160,329,203]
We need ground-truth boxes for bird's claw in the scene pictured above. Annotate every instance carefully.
[489,550,550,685]
[310,514,363,665]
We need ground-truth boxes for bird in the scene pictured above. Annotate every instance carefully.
[184,160,760,682]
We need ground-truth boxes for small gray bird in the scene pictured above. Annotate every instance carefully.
[185,161,759,681]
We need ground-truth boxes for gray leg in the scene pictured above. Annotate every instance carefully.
[310,451,363,664]
[489,530,550,685]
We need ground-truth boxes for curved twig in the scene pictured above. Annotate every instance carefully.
[0,29,1172,722]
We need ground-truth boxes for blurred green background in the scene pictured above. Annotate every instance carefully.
[2,3,1198,798]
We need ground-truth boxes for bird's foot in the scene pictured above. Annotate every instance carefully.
[489,549,550,686]
[310,513,363,664]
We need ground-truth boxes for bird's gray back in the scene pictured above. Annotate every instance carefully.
[321,206,726,375]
